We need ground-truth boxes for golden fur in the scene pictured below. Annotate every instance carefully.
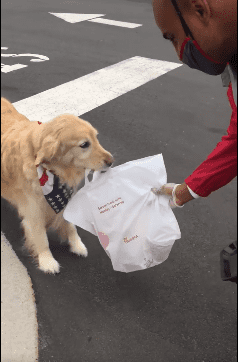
[1,97,114,273]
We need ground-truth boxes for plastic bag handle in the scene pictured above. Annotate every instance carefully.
[84,169,92,185]
[84,167,113,186]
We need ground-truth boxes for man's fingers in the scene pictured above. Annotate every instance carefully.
[151,186,171,196]
[151,183,185,208]
[151,184,175,196]
[151,187,165,195]
[160,185,173,196]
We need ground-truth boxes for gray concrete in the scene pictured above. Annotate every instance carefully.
[1,0,237,361]
[1,232,38,362]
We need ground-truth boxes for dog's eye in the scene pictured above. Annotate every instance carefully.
[80,141,90,149]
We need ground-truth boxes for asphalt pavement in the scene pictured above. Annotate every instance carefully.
[1,0,237,361]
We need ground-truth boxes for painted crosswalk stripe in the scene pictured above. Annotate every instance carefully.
[13,56,182,123]
[88,18,142,28]
[49,13,106,23]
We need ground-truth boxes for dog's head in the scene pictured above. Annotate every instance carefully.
[34,114,114,186]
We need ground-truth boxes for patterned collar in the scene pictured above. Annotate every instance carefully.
[36,121,74,213]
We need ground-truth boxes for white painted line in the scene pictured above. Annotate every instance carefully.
[88,18,142,28]
[1,63,28,73]
[1,53,49,62]
[49,13,106,23]
[13,56,182,123]
[48,13,142,28]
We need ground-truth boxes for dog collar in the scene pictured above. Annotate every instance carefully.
[36,165,74,214]
[36,121,74,213]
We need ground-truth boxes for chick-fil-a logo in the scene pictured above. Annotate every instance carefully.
[123,235,139,244]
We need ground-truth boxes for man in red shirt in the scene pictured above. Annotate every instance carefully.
[151,0,237,282]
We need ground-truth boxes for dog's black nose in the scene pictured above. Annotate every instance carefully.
[104,156,114,167]
[105,161,113,167]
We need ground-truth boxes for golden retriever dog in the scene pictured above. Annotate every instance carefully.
[1,97,114,274]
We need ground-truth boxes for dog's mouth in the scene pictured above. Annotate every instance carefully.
[87,165,111,173]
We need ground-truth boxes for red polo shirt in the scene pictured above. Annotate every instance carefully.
[185,81,237,197]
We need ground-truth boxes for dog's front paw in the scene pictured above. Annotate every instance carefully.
[38,250,60,274]
[69,237,88,258]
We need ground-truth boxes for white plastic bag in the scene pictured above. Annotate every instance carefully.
[63,154,181,273]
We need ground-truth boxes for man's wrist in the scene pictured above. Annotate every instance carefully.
[175,182,195,206]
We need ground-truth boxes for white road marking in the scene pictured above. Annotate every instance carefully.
[88,18,142,28]
[1,63,28,73]
[49,13,142,28]
[1,47,49,72]
[1,50,49,62]
[1,47,49,73]
[13,56,182,123]
[49,13,106,23]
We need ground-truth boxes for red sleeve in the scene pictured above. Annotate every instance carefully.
[185,82,237,197]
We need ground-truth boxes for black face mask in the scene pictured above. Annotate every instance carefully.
[171,0,228,75]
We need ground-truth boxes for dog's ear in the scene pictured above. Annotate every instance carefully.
[35,135,60,166]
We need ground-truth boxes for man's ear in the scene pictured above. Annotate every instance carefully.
[35,136,60,166]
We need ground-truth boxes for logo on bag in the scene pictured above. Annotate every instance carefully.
[124,235,139,244]
[98,197,124,214]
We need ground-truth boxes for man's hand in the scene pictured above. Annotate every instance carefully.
[152,182,194,208]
